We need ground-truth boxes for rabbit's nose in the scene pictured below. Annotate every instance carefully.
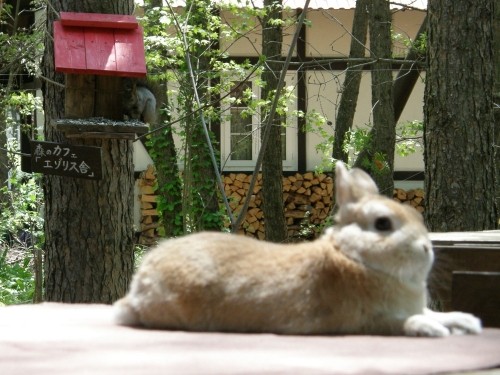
[414,239,432,254]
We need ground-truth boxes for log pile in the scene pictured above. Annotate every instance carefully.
[223,172,334,239]
[136,167,426,243]
[137,165,160,245]
[393,188,425,213]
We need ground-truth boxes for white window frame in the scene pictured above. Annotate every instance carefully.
[220,72,298,172]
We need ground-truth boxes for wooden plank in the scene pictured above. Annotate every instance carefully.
[430,231,500,245]
[84,28,117,73]
[55,24,146,77]
[52,118,148,134]
[141,195,158,203]
[142,209,159,216]
[452,271,500,328]
[64,132,137,140]
[54,21,87,73]
[60,12,138,29]
[429,245,500,311]
[64,74,96,118]
[95,76,123,119]
[114,28,147,76]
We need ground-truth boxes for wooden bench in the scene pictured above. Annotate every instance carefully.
[429,231,500,327]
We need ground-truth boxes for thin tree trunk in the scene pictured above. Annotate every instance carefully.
[424,0,497,231]
[353,0,395,197]
[42,0,135,303]
[332,0,369,163]
[392,15,427,123]
[261,0,287,243]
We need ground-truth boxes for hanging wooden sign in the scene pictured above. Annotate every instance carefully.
[31,141,102,180]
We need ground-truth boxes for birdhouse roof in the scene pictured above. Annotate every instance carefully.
[54,12,147,77]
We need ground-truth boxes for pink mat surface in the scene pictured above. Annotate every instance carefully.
[1,303,499,374]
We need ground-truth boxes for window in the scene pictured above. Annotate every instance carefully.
[221,72,298,171]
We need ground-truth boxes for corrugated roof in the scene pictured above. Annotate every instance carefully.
[141,0,427,10]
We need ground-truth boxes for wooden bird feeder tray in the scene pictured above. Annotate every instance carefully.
[51,118,149,140]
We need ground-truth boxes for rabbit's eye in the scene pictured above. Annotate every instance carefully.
[374,216,392,231]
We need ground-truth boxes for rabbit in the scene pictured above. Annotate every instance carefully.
[113,162,482,337]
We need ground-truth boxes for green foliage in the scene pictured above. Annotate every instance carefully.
[2,92,43,136]
[146,124,184,237]
[341,128,391,174]
[392,29,427,56]
[0,176,43,240]
[0,173,43,305]
[0,253,34,305]
[133,245,147,270]
[314,118,423,174]
[4,92,43,118]
[0,1,45,76]
[396,120,423,157]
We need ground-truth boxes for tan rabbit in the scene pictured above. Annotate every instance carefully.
[114,162,481,337]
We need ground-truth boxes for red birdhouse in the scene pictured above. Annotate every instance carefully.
[54,12,147,77]
[51,12,151,124]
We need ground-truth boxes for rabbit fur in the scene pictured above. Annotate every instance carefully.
[114,162,481,337]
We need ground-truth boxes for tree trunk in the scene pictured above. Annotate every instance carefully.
[261,0,288,243]
[353,0,395,197]
[332,0,369,163]
[424,0,497,231]
[42,0,135,303]
[392,15,427,123]
[494,0,500,219]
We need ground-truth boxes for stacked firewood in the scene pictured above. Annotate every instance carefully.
[223,172,334,239]
[136,168,425,242]
[137,165,160,245]
[393,188,425,213]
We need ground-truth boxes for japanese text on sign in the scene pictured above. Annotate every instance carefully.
[31,141,102,180]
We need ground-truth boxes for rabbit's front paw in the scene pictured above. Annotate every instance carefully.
[424,309,482,335]
[404,314,450,337]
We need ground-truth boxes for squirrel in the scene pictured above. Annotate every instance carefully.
[122,78,157,125]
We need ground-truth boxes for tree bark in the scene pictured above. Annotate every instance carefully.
[353,0,395,197]
[42,0,135,303]
[332,0,369,163]
[261,0,288,243]
[424,0,497,231]
[494,0,500,219]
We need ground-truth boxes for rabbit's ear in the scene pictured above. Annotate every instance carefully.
[335,162,379,205]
